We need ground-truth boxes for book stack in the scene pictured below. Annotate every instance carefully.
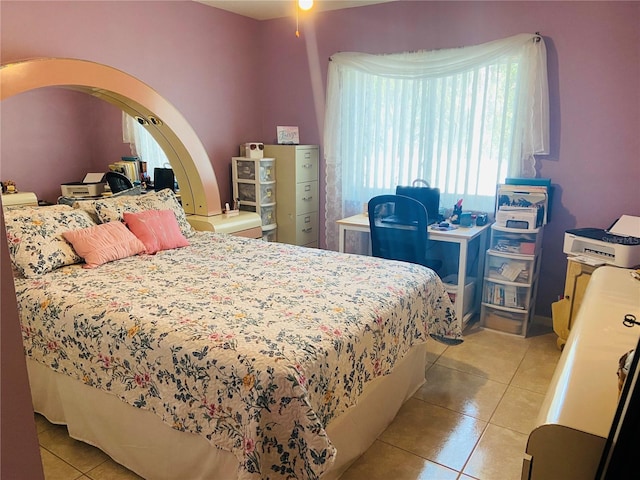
[108,157,140,184]
[484,283,524,309]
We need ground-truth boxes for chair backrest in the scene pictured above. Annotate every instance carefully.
[368,194,431,267]
[105,171,134,193]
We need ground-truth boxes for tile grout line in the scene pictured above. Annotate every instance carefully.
[39,444,85,479]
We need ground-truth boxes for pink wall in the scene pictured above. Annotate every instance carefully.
[258,1,640,316]
[0,2,638,471]
[1,0,264,205]
[1,1,638,313]
[1,89,127,201]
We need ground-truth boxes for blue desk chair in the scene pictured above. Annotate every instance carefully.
[368,194,442,271]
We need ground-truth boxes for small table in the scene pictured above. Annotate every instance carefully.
[337,214,490,326]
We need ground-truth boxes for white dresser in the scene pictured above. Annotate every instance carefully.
[522,266,640,479]
[1,191,38,208]
[263,144,319,247]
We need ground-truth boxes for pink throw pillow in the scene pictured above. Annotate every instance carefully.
[63,221,146,269]
[124,209,190,255]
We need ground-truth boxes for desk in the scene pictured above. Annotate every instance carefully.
[337,214,490,326]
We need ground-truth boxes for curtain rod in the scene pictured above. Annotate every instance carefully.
[329,32,543,60]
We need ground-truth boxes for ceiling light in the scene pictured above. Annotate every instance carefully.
[298,0,313,11]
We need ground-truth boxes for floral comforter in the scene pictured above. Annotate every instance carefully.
[15,232,460,479]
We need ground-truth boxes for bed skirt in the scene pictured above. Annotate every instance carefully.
[28,342,428,479]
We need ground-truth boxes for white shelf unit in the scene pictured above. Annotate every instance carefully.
[263,144,319,248]
[232,157,277,241]
[481,224,543,336]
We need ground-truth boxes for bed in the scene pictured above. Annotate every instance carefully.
[4,189,462,480]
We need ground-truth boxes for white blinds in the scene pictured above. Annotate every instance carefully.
[324,33,549,251]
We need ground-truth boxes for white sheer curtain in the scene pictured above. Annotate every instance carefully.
[122,112,170,181]
[324,33,549,250]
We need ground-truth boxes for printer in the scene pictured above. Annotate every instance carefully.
[60,173,106,198]
[563,215,640,268]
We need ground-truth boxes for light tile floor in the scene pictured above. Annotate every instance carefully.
[35,321,561,480]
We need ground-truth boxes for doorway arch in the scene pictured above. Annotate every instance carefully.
[0,57,222,216]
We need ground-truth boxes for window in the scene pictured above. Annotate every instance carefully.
[324,33,549,250]
[122,112,171,183]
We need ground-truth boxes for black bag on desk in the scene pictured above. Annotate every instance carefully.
[395,179,441,225]
[154,168,175,192]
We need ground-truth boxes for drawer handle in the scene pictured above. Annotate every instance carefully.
[302,227,313,233]
[302,196,313,201]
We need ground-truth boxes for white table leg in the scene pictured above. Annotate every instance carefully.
[457,239,468,326]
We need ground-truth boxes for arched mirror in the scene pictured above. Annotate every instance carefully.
[0,57,223,216]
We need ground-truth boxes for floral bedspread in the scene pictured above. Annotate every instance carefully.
[15,232,460,479]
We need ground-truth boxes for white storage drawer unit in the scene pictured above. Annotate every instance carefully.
[264,144,319,247]
[232,157,278,241]
[481,225,543,336]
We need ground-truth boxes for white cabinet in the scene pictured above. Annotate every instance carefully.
[481,225,543,336]
[232,157,277,241]
[522,266,640,480]
[263,145,319,247]
[1,192,38,208]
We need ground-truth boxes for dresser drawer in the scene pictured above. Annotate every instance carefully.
[295,148,319,183]
[295,211,319,245]
[295,181,318,215]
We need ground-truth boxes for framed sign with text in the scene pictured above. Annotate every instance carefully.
[277,126,299,145]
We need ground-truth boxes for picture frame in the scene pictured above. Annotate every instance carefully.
[276,126,299,145]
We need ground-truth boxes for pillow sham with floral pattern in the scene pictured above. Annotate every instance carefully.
[91,188,195,238]
[4,205,98,277]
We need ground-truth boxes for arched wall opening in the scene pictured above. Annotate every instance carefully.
[0,58,223,216]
